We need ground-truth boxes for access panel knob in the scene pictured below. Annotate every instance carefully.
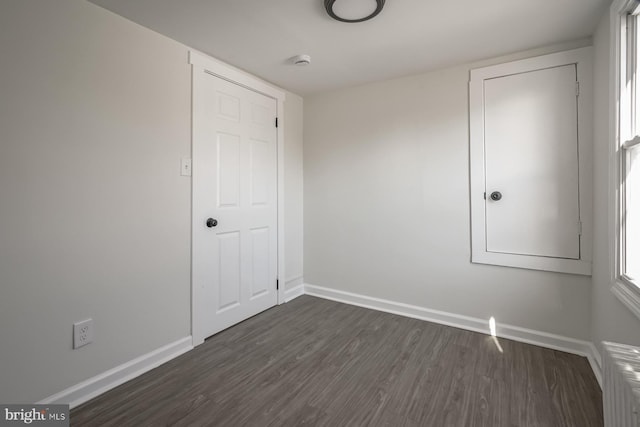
[206,218,218,228]
[490,191,502,201]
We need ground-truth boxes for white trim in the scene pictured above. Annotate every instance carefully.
[612,279,640,319]
[189,51,285,101]
[38,337,192,409]
[610,0,640,319]
[285,275,304,286]
[472,251,592,275]
[623,135,640,149]
[610,0,627,288]
[304,283,602,388]
[469,47,593,276]
[284,278,305,302]
[277,103,286,306]
[586,343,603,388]
[190,50,287,346]
[471,47,592,81]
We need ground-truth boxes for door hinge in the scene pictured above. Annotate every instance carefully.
[575,81,580,97]
[275,117,278,128]
[578,221,582,236]
[276,279,279,290]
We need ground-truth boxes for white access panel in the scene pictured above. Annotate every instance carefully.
[469,47,593,275]
[484,64,580,259]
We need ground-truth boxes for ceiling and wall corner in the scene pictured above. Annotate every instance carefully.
[87,0,610,95]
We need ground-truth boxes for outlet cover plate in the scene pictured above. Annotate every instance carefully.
[73,319,93,349]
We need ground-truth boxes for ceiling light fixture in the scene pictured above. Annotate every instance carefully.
[325,0,385,23]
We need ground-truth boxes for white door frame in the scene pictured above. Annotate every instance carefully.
[189,51,286,346]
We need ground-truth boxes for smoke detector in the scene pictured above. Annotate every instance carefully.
[291,54,311,66]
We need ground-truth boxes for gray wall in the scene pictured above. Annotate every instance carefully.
[0,0,304,403]
[303,41,595,340]
[6,0,636,405]
[284,94,304,290]
[590,6,640,352]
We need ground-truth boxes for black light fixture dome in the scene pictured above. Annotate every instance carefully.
[325,0,385,23]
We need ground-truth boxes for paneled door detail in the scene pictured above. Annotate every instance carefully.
[193,72,278,339]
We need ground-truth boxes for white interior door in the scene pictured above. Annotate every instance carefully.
[484,64,581,259]
[193,72,278,340]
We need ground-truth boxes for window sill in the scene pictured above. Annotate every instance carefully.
[612,278,640,321]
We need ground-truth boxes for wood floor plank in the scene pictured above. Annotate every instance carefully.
[71,296,603,427]
[463,374,510,427]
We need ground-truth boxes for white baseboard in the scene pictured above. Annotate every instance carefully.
[284,277,305,302]
[39,336,193,409]
[305,283,603,388]
[36,283,604,409]
[586,342,603,388]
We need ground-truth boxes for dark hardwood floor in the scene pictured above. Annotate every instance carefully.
[71,295,602,426]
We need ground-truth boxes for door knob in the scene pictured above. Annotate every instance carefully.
[206,218,218,228]
[490,191,502,201]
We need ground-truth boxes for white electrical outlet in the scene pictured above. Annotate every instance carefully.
[73,319,93,349]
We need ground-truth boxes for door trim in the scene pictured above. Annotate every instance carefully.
[469,47,593,276]
[189,51,287,346]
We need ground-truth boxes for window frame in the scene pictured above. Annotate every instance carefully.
[611,0,640,320]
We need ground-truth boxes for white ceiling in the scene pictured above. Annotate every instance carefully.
[88,0,610,95]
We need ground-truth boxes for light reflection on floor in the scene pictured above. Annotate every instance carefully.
[490,316,504,353]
